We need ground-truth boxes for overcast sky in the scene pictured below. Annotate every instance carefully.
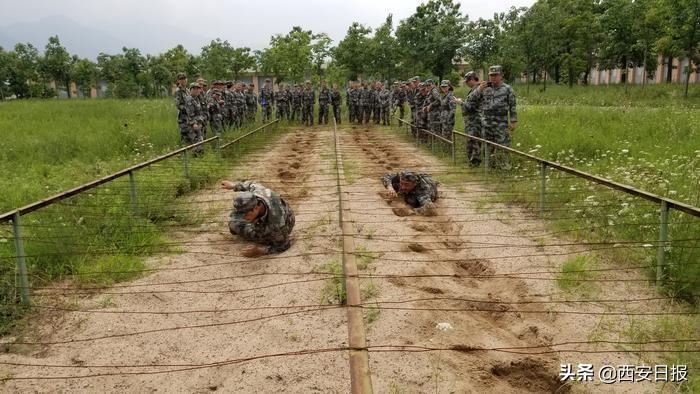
[1,0,536,57]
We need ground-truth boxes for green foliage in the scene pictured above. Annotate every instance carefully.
[199,39,255,81]
[256,26,331,83]
[396,0,468,80]
[333,22,372,80]
[38,36,73,97]
[317,260,346,304]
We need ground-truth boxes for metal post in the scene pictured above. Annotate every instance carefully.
[182,150,190,178]
[12,212,30,305]
[656,201,669,283]
[451,132,456,165]
[539,162,547,217]
[128,170,138,216]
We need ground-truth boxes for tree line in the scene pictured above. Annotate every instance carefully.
[0,0,697,99]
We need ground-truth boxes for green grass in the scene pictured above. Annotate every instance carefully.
[390,83,700,391]
[316,260,346,304]
[0,98,280,334]
[556,255,597,294]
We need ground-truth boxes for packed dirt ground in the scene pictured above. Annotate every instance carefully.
[0,124,677,393]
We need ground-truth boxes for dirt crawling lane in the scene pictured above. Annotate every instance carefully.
[0,124,674,393]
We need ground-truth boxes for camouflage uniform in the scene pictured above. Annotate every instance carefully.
[224,85,236,128]
[184,88,204,155]
[234,88,247,128]
[291,86,302,122]
[381,171,438,209]
[349,87,360,124]
[378,87,392,126]
[371,86,381,124]
[461,83,484,165]
[228,180,295,254]
[276,88,289,120]
[175,84,189,142]
[259,84,275,122]
[302,85,315,126]
[426,83,441,134]
[208,87,225,135]
[331,89,342,124]
[471,72,517,167]
[413,86,427,137]
[360,86,371,124]
[197,88,210,138]
[245,87,258,122]
[392,85,406,119]
[318,86,331,125]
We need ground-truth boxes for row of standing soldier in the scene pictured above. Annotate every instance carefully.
[175,73,262,155]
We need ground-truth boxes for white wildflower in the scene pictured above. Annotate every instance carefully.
[436,322,453,332]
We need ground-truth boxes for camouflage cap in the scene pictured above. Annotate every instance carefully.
[418,82,425,88]
[399,171,418,182]
[177,72,187,80]
[488,65,502,75]
[440,80,450,87]
[233,192,258,213]
[265,78,271,82]
[305,80,311,84]
[425,79,434,85]
[412,76,420,81]
[189,82,201,89]
[464,71,478,80]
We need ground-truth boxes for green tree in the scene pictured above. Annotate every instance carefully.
[8,43,40,98]
[368,14,400,81]
[311,33,332,78]
[598,0,637,86]
[230,47,256,80]
[39,36,73,97]
[72,58,98,97]
[657,0,700,97]
[396,0,468,80]
[257,27,315,83]
[200,38,234,80]
[333,22,372,80]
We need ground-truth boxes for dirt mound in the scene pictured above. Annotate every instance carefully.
[418,286,444,294]
[490,358,567,393]
[456,259,495,277]
[407,243,427,253]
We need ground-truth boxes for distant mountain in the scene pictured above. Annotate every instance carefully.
[0,15,209,59]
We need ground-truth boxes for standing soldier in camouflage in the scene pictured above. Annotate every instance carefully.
[221,179,295,257]
[196,79,210,138]
[345,82,354,123]
[372,82,382,124]
[224,81,236,129]
[413,82,427,136]
[331,84,342,124]
[454,71,483,166]
[423,79,441,134]
[236,82,248,128]
[175,73,189,143]
[349,82,361,124]
[302,81,315,126]
[208,80,225,135]
[407,77,419,122]
[470,65,517,168]
[436,80,455,139]
[392,82,406,120]
[291,84,302,122]
[318,80,331,125]
[276,83,289,120]
[378,83,392,126]
[381,171,438,216]
[245,83,258,123]
[360,83,371,124]
[259,78,275,122]
[184,82,205,155]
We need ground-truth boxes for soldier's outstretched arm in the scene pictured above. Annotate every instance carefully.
[380,173,398,188]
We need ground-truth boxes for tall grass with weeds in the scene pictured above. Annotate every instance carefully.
[0,99,281,333]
